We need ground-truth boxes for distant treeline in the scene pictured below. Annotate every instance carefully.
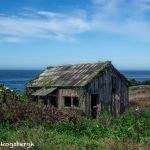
[129,79,150,86]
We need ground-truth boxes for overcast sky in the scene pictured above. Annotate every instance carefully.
[0,0,150,70]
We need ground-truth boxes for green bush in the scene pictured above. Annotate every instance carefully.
[129,79,150,86]
[0,85,150,149]
[0,83,5,89]
[0,109,150,149]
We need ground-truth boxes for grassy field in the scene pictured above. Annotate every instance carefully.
[129,85,150,109]
[0,85,150,150]
[0,108,150,150]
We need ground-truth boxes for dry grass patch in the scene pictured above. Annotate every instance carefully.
[129,85,150,109]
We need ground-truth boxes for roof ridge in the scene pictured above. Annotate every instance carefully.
[47,61,111,69]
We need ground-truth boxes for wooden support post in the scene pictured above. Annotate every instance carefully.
[71,96,73,107]
[38,96,40,105]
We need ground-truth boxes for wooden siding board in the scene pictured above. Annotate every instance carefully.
[85,66,128,116]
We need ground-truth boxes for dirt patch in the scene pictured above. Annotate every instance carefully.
[129,85,150,109]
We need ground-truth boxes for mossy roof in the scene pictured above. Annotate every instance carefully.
[27,61,128,88]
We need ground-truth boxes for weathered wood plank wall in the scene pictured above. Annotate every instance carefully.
[58,88,85,110]
[85,67,128,116]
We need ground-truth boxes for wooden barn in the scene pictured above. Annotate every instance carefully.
[26,61,129,117]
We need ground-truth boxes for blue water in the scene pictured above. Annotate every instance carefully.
[0,70,42,93]
[121,71,150,82]
[0,70,150,93]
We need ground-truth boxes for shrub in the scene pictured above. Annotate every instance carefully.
[0,84,5,90]
[129,79,150,86]
[0,86,150,149]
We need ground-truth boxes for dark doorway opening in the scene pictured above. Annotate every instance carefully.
[73,97,79,107]
[91,94,99,118]
[50,96,57,107]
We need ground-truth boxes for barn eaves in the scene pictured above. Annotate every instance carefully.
[32,87,57,96]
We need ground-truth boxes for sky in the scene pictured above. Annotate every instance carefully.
[0,0,150,70]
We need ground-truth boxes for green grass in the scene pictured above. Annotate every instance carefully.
[0,125,149,150]
[129,87,139,93]
[0,109,150,150]
[1,84,150,149]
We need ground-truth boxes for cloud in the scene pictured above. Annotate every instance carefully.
[91,0,150,41]
[0,10,92,43]
[37,11,63,18]
[0,0,150,43]
[0,37,23,43]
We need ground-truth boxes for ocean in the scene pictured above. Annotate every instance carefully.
[121,71,150,82]
[0,70,42,93]
[0,70,150,93]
